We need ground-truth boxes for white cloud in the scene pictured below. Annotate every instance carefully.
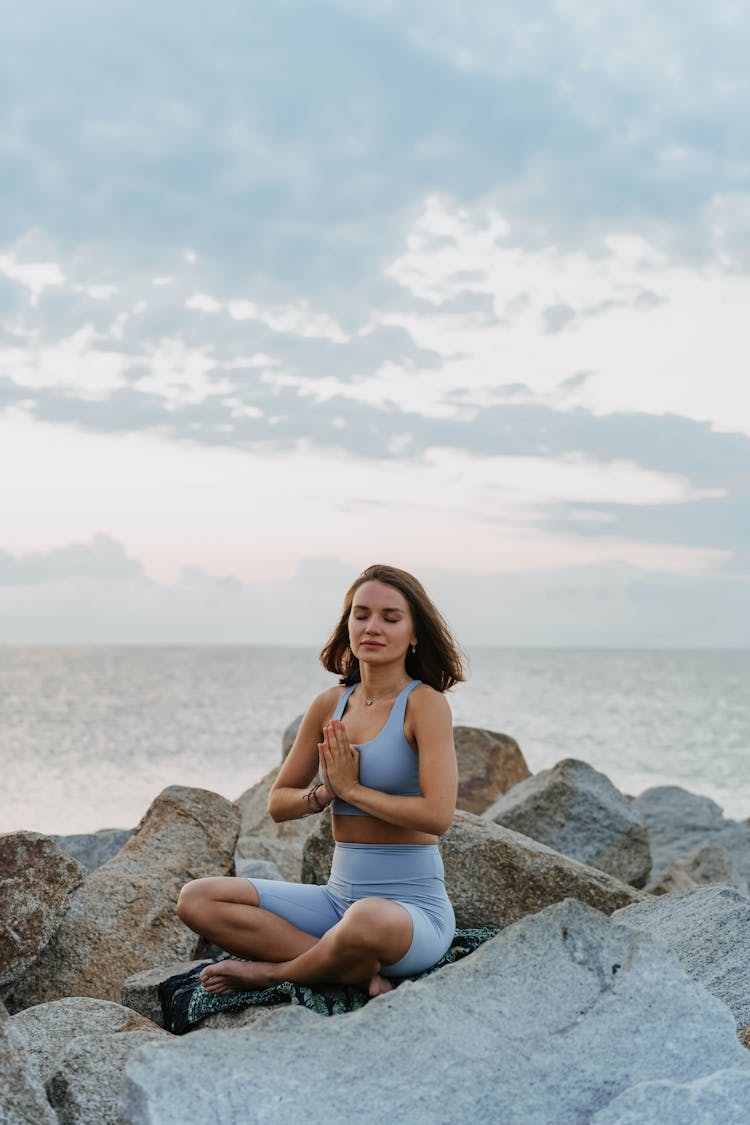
[74,283,119,301]
[131,337,235,405]
[0,253,65,304]
[185,289,349,342]
[1,326,130,396]
[227,297,349,342]
[367,195,750,435]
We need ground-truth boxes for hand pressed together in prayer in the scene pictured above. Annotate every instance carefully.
[319,719,361,801]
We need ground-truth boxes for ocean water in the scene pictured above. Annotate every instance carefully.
[1,645,748,835]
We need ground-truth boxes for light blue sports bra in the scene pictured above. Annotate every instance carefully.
[331,680,422,816]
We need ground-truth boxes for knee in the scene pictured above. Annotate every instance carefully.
[334,899,387,954]
[176,879,208,925]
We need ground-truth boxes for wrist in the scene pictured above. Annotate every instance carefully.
[303,782,327,816]
[339,780,361,805]
[318,784,334,808]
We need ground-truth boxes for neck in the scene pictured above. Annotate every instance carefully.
[358,667,410,702]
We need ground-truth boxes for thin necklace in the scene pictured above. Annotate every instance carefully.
[361,682,407,706]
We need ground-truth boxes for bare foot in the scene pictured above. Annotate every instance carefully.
[368,973,395,998]
[199,959,279,995]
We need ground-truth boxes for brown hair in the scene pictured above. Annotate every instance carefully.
[319,563,466,692]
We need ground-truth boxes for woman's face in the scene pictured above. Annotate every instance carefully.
[348,580,417,668]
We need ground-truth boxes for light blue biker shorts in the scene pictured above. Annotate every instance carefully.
[249,842,455,978]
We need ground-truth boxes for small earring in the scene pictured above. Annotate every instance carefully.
[410,644,417,654]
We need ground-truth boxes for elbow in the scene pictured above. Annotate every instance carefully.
[424,807,455,836]
[267,793,285,823]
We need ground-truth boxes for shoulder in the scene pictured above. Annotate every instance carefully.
[307,684,350,722]
[406,682,452,722]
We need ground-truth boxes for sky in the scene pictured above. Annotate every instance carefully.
[1,0,749,646]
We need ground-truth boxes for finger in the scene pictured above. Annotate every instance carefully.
[327,721,348,751]
[324,726,342,754]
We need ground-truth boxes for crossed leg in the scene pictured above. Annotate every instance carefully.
[176,876,413,997]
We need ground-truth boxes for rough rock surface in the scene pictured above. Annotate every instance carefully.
[199,1005,283,1031]
[236,766,281,835]
[300,807,336,884]
[47,1030,167,1125]
[235,857,285,881]
[302,810,644,929]
[613,885,750,1030]
[740,1026,750,1049]
[453,725,531,813]
[5,786,240,1011]
[485,758,652,887]
[51,827,134,871]
[634,786,750,890]
[236,766,317,882]
[122,899,750,1124]
[281,714,303,759]
[591,1068,750,1124]
[235,834,307,883]
[0,832,86,990]
[0,1002,57,1124]
[10,996,164,1085]
[650,841,746,896]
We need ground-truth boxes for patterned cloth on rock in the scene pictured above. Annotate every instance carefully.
[158,927,499,1035]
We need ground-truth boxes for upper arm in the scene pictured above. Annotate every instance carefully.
[409,688,458,824]
[271,687,342,792]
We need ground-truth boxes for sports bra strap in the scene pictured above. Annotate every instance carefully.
[332,684,357,721]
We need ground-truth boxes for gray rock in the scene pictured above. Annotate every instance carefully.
[300,806,335,884]
[5,786,240,1011]
[0,831,86,991]
[122,898,750,1124]
[635,786,750,889]
[122,961,209,1028]
[453,725,531,813]
[236,766,280,836]
[0,1002,57,1124]
[281,714,303,759]
[613,885,750,1030]
[234,857,285,881]
[201,1005,282,1031]
[485,758,652,887]
[650,842,746,896]
[10,996,164,1085]
[51,828,134,871]
[235,766,318,882]
[592,1068,750,1124]
[443,811,645,927]
[234,836,306,883]
[302,809,644,930]
[47,1030,166,1125]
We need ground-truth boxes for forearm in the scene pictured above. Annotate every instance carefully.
[339,783,454,836]
[268,783,333,823]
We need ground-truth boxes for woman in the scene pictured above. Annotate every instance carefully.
[177,563,465,998]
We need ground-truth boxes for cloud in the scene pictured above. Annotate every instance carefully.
[0,542,747,647]
[1,1,748,642]
[3,0,749,312]
[0,534,144,585]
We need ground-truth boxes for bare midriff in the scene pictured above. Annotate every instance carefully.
[332,814,438,847]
